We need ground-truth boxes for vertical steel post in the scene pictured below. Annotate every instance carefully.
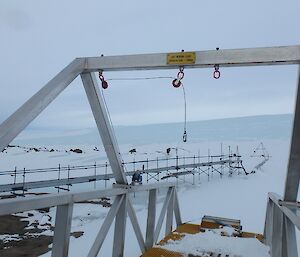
[173,188,182,226]
[282,215,298,257]
[146,158,149,183]
[58,164,61,193]
[52,203,74,257]
[14,166,17,184]
[198,150,200,183]
[154,187,173,243]
[284,66,300,201]
[67,165,70,191]
[165,188,175,236]
[145,189,157,249]
[105,162,108,188]
[271,205,283,257]
[22,168,25,195]
[263,199,274,247]
[112,194,127,257]
[94,162,97,189]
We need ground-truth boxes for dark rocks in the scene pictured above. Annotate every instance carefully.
[70,148,83,154]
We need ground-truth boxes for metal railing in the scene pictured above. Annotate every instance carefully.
[0,153,244,193]
[264,193,300,257]
[0,182,181,257]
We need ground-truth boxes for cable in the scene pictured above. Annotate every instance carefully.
[182,83,187,143]
[100,88,129,173]
[103,74,187,143]
[106,76,175,81]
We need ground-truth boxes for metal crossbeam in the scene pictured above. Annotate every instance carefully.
[83,45,300,72]
[0,188,127,216]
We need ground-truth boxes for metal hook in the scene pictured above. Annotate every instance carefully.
[183,130,187,142]
[172,67,185,88]
[213,64,220,79]
[99,71,109,89]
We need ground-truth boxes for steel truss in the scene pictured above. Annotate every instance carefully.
[0,182,181,257]
[0,45,300,257]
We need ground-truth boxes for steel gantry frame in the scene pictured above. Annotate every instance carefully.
[0,182,181,257]
[1,45,300,257]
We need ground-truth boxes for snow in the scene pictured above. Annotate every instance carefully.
[158,229,270,257]
[0,234,23,243]
[0,115,297,256]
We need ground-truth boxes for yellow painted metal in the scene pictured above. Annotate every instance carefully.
[141,219,264,257]
[141,247,183,257]
[166,52,196,65]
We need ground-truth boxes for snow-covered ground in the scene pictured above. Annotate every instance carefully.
[0,114,297,256]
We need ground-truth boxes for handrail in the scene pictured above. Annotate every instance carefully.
[0,183,181,257]
[264,192,299,257]
[0,154,239,175]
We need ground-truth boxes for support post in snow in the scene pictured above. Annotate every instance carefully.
[145,189,157,249]
[52,203,74,257]
[165,188,175,236]
[112,194,127,257]
[22,168,25,195]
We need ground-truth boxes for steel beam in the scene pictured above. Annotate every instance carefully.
[165,188,174,236]
[127,197,146,253]
[282,215,298,257]
[52,203,74,257]
[0,59,84,153]
[284,66,300,201]
[263,199,274,247]
[81,72,128,184]
[87,195,124,257]
[173,189,182,226]
[84,45,300,72]
[271,204,283,257]
[145,189,157,249]
[154,187,173,243]
[112,193,127,257]
[113,182,176,192]
[0,188,126,215]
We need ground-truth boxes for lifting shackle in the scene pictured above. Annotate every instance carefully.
[172,67,185,88]
[98,71,109,89]
[213,64,220,79]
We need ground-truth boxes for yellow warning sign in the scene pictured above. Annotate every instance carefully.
[167,52,196,65]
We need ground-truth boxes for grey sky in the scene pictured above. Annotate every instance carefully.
[0,0,300,129]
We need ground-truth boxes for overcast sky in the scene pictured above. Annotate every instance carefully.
[0,0,300,129]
